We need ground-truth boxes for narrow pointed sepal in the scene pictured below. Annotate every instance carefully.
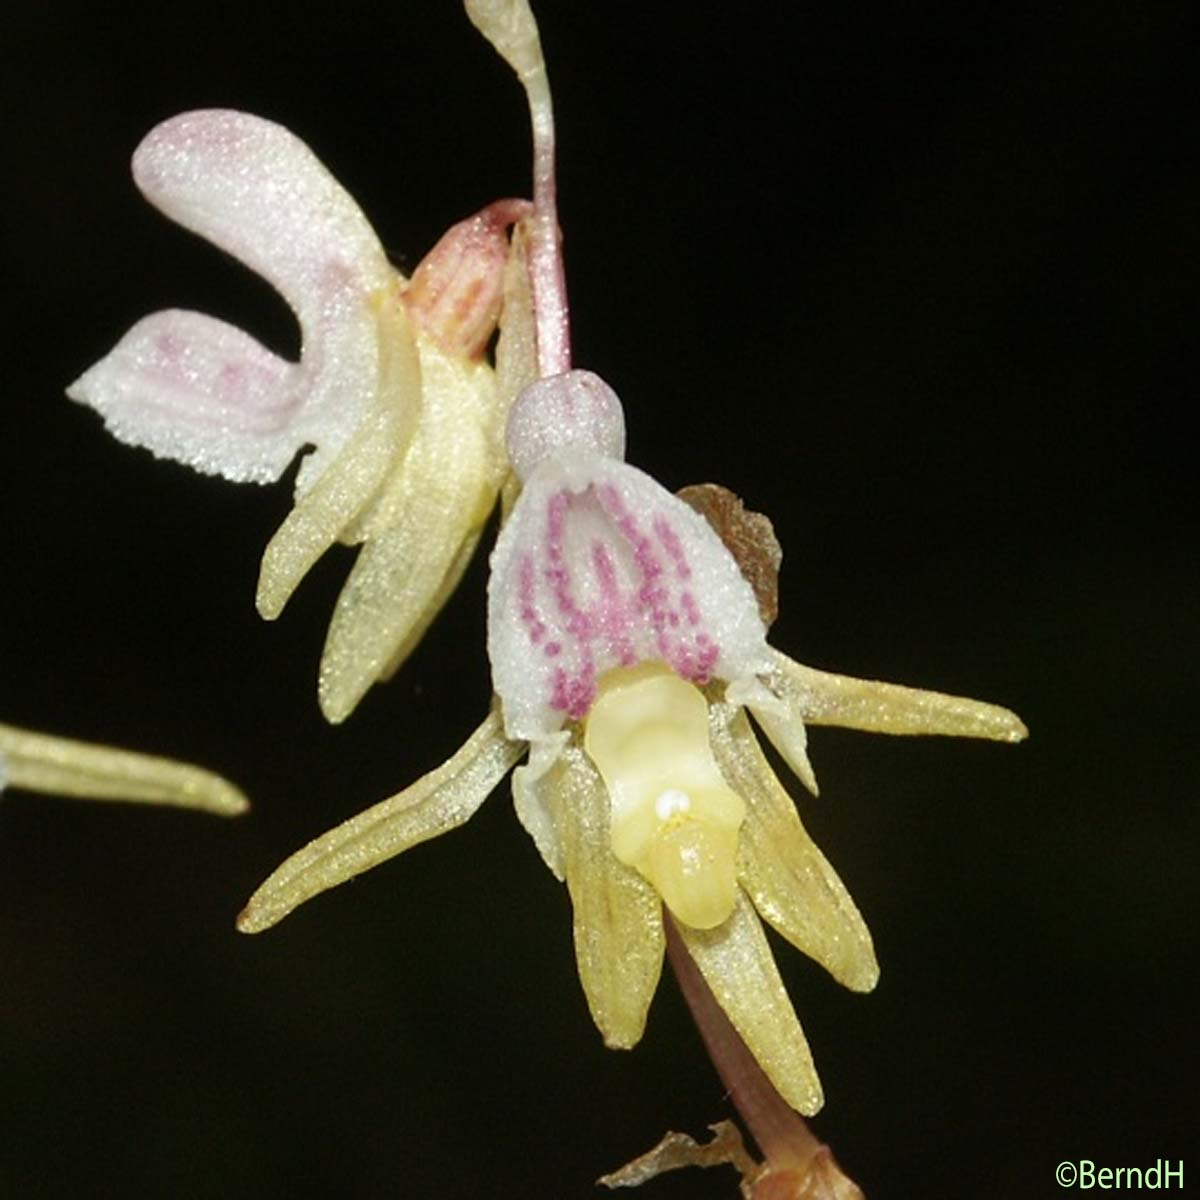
[316,348,503,722]
[0,723,247,816]
[236,706,522,932]
[769,648,1028,742]
[546,744,665,1049]
[675,890,823,1116]
[255,294,421,621]
[709,702,878,993]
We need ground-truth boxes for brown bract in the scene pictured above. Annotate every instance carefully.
[678,484,783,627]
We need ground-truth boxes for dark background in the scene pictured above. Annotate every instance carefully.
[2,3,1195,1197]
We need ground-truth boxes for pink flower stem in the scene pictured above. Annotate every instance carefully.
[665,913,822,1173]
[522,61,572,377]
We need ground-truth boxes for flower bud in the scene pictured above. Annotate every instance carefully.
[402,198,530,358]
[505,369,626,481]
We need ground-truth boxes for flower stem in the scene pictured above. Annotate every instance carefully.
[464,0,571,377]
[665,914,819,1169]
[517,48,571,377]
[666,914,864,1197]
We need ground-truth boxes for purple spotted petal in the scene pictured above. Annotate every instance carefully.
[488,452,771,742]
[67,310,303,483]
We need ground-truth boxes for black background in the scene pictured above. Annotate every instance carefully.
[2,3,1195,1197]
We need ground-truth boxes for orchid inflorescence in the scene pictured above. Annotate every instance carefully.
[68,0,1026,1187]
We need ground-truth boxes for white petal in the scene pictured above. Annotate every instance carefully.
[72,110,398,490]
[67,310,302,483]
[509,732,570,877]
[132,110,392,347]
[488,452,771,743]
[729,674,820,797]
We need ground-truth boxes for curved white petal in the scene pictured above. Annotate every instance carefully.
[488,451,771,742]
[132,109,392,348]
[67,310,301,483]
[72,110,398,489]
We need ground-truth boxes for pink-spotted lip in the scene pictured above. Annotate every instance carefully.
[488,451,770,742]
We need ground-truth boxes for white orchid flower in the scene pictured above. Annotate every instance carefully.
[69,110,528,722]
[235,0,1027,1120]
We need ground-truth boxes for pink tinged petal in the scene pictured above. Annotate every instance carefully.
[488,453,772,743]
[236,705,522,934]
[73,110,396,489]
[505,369,626,482]
[131,109,392,346]
[67,310,301,484]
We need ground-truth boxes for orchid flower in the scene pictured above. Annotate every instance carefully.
[236,0,1027,1120]
[0,721,246,815]
[69,110,529,722]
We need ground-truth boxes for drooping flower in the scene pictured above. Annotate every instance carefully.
[0,721,246,815]
[238,361,1025,1114]
[234,0,1027,1120]
[69,110,528,722]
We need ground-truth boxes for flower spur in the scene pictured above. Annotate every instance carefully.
[68,110,529,722]
[236,0,1027,1119]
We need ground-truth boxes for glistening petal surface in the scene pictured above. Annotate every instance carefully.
[488,453,772,742]
[709,701,878,993]
[73,109,398,491]
[550,743,665,1049]
[131,109,392,350]
[770,649,1029,741]
[0,723,247,816]
[237,706,522,933]
[66,310,300,484]
[676,890,823,1116]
